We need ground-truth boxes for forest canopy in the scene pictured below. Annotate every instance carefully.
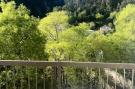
[0,0,135,63]
[0,1,135,89]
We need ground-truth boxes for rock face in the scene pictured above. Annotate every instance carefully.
[99,25,112,34]
[103,69,132,89]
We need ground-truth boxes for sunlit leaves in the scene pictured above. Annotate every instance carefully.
[85,4,135,62]
[39,12,92,61]
[38,11,69,41]
[0,1,47,60]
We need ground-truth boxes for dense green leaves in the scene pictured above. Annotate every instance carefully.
[37,3,135,62]
[0,1,135,89]
[83,4,135,62]
[38,11,69,41]
[39,11,93,61]
[0,0,135,63]
[112,4,135,62]
[38,11,69,61]
[0,1,47,60]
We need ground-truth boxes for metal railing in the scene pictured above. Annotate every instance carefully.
[0,60,134,89]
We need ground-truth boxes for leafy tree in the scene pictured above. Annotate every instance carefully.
[38,11,93,61]
[63,0,117,26]
[38,11,69,61]
[38,11,69,41]
[59,23,91,61]
[0,1,49,88]
[0,1,47,60]
[112,4,135,62]
[84,4,135,62]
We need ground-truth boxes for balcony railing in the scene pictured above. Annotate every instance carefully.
[0,60,134,89]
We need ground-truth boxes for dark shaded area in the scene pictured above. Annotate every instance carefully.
[12,0,135,20]
[1,0,135,27]
[1,0,135,18]
[63,0,135,27]
[15,0,64,17]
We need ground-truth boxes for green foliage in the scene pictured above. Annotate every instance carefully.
[96,13,104,19]
[0,1,135,89]
[59,23,91,61]
[63,0,118,27]
[1,1,134,63]
[0,1,47,60]
[113,4,135,62]
[38,11,69,41]
[84,4,135,62]
[115,4,135,32]
[38,4,135,62]
[39,12,92,61]
[38,11,69,61]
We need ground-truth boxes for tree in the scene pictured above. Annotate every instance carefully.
[0,1,47,60]
[38,11,69,61]
[59,23,91,61]
[63,0,117,26]
[38,11,92,61]
[112,4,135,62]
[84,4,135,63]
[38,11,69,41]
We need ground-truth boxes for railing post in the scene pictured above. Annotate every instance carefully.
[57,66,62,89]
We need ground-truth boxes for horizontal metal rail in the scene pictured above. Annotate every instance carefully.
[0,60,135,69]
